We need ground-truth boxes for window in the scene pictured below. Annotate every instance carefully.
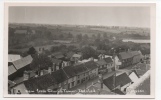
[77,80,80,84]
[77,75,80,78]
[72,77,74,81]
[72,81,75,87]
[100,66,102,68]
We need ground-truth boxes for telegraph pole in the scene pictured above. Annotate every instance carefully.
[112,48,116,94]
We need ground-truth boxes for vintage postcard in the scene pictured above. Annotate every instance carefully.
[4,3,156,98]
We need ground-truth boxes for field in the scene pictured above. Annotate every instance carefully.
[8,23,150,54]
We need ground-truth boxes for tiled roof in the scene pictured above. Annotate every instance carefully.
[63,66,76,78]
[118,51,142,60]
[73,54,81,58]
[112,88,125,95]
[52,52,64,57]
[132,63,149,76]
[24,74,57,93]
[66,52,75,58]
[8,65,17,76]
[130,51,140,56]
[84,61,98,70]
[12,55,33,70]
[103,73,132,90]
[8,54,21,62]
[51,58,62,64]
[50,69,68,83]
[97,50,106,54]
[73,63,88,75]
[104,57,113,63]
[118,52,133,60]
[96,59,107,66]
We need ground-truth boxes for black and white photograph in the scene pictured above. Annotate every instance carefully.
[4,3,156,98]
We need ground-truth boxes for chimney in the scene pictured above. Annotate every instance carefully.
[48,67,52,74]
[52,63,56,72]
[23,71,30,81]
[98,74,103,89]
[62,62,64,68]
[90,57,94,61]
[40,70,44,76]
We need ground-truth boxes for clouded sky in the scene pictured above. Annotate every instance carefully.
[9,6,150,28]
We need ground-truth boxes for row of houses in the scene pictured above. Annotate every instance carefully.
[75,69,142,95]
[9,60,99,94]
[114,50,143,69]
[8,47,144,94]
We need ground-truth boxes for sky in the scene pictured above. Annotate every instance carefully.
[9,6,150,28]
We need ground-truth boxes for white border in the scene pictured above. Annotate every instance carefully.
[3,2,156,99]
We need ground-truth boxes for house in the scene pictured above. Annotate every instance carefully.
[10,55,33,79]
[12,55,33,70]
[10,67,71,94]
[63,66,77,89]
[103,73,132,94]
[11,73,58,94]
[51,52,65,60]
[50,69,68,91]
[98,54,105,60]
[132,63,150,76]
[95,59,107,74]
[130,51,143,64]
[113,55,122,70]
[117,51,143,69]
[73,63,88,85]
[51,58,63,71]
[8,54,21,62]
[117,51,133,68]
[66,51,75,60]
[71,53,82,64]
[8,65,17,80]
[9,70,37,94]
[84,61,98,79]
[104,57,114,72]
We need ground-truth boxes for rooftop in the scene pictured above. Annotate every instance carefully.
[12,55,33,70]
[96,59,107,66]
[103,73,132,90]
[8,54,21,62]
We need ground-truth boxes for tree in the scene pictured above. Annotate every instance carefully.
[27,47,37,55]
[76,34,82,42]
[67,45,76,51]
[67,32,73,38]
[92,34,96,39]
[59,34,64,39]
[81,46,98,59]
[83,34,89,41]
[30,54,53,71]
[103,33,107,39]
[97,33,101,39]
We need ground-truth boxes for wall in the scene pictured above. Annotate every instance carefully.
[121,83,131,92]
